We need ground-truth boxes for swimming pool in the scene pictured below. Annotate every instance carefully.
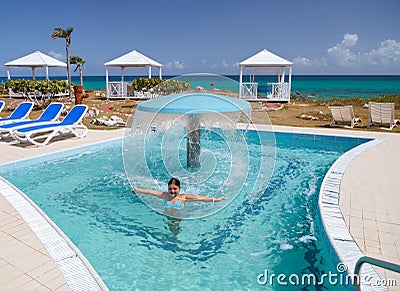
[1,131,370,290]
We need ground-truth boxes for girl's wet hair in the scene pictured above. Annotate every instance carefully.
[168,177,180,187]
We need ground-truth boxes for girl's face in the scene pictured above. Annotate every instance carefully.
[168,183,180,197]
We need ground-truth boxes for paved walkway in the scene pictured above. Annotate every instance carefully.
[0,126,399,289]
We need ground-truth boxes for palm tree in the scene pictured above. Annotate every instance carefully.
[70,56,85,86]
[51,27,74,99]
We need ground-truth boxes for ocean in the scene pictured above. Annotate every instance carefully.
[1,75,399,99]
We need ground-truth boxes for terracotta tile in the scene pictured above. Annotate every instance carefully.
[365,239,381,249]
[365,245,381,254]
[7,274,33,289]
[43,275,68,290]
[28,260,60,279]
[380,243,399,258]
[376,221,391,232]
[0,263,24,284]
[3,242,35,262]
[362,209,376,220]
[350,225,364,238]
[12,251,51,274]
[14,278,48,290]
[55,283,71,290]
[0,239,26,258]
[364,228,379,242]
[379,232,396,245]
[35,267,65,286]
[365,251,382,260]
[0,216,20,230]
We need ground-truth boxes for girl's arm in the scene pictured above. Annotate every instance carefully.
[132,187,164,198]
[182,194,225,203]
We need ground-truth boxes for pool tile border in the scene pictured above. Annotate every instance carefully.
[0,138,121,173]
[0,177,108,290]
[0,139,122,291]
[318,138,388,291]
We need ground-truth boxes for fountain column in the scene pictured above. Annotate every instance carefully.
[186,115,201,168]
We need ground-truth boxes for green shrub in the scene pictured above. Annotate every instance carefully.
[3,79,69,97]
[130,78,190,95]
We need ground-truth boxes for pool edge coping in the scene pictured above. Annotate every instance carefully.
[0,138,122,291]
[318,138,389,291]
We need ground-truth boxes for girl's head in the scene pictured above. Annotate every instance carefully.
[168,178,180,197]
[168,178,180,187]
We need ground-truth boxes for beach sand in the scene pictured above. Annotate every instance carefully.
[2,90,399,133]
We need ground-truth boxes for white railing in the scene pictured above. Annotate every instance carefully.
[107,81,129,98]
[240,82,291,102]
[106,81,159,99]
[266,82,291,101]
[240,82,258,99]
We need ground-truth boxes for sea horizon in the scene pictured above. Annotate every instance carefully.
[2,74,400,99]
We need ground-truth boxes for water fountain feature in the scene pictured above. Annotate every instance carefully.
[123,74,275,219]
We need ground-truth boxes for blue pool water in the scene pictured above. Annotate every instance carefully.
[1,132,370,290]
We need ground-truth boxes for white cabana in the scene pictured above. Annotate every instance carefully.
[104,50,162,99]
[239,49,293,102]
[5,50,67,80]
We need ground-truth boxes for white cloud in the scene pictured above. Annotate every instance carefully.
[293,57,311,66]
[48,51,64,60]
[202,59,232,69]
[294,33,400,73]
[326,33,360,66]
[364,39,400,65]
[292,57,327,68]
[165,60,186,69]
[342,33,358,47]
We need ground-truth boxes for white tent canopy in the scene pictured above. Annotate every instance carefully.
[104,50,162,81]
[5,50,67,80]
[239,49,293,102]
[104,50,163,98]
[239,49,293,67]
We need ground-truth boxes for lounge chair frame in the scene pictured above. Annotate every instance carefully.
[0,102,34,126]
[328,105,360,128]
[0,101,5,113]
[368,102,397,130]
[0,102,64,138]
[12,105,88,147]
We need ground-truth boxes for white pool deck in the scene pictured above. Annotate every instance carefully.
[0,126,399,290]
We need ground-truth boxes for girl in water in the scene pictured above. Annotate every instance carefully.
[132,177,225,209]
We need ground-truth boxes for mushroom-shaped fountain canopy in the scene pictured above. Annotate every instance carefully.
[136,92,252,115]
[133,92,252,169]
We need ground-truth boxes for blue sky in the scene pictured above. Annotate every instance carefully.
[1,0,399,77]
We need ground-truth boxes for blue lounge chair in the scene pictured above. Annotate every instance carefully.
[0,101,5,113]
[0,102,64,138]
[12,105,88,147]
[0,102,34,125]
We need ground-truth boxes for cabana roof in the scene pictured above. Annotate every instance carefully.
[5,50,67,68]
[4,50,67,80]
[104,50,163,98]
[238,49,293,102]
[239,49,293,67]
[104,50,162,68]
